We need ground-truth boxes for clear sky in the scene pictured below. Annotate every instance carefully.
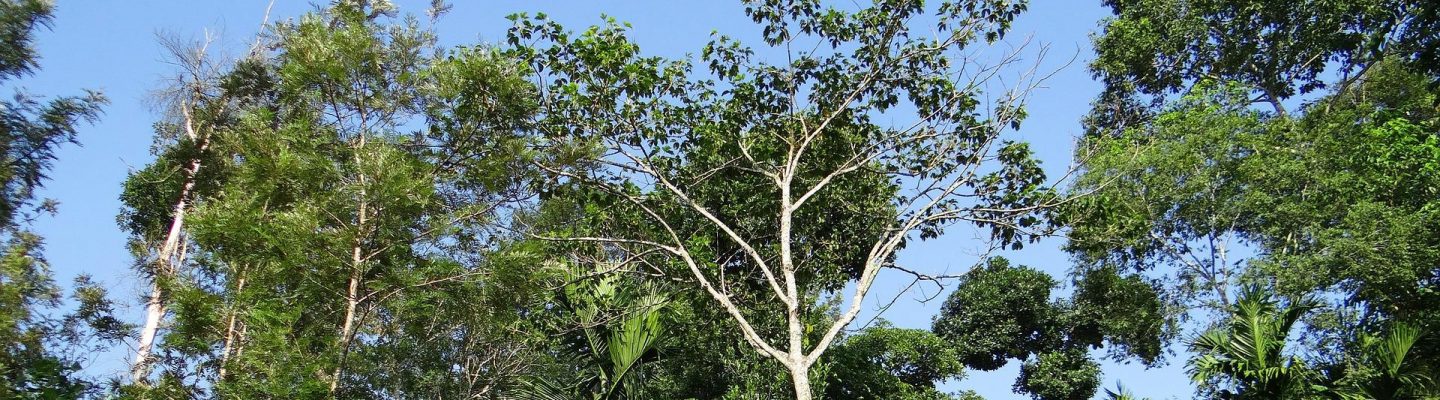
[24,1,1191,398]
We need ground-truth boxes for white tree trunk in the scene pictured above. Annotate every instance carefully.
[790,364,813,400]
[131,107,208,384]
[131,280,167,383]
[331,133,368,393]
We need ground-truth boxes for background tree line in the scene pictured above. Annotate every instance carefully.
[0,0,1436,399]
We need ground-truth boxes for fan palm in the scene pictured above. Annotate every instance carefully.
[512,263,667,400]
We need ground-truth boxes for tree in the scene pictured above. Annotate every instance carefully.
[1015,348,1101,400]
[515,262,668,400]
[823,324,966,400]
[1068,59,1440,394]
[1080,3,1440,390]
[0,0,125,397]
[116,1,547,397]
[509,0,1062,397]
[932,257,1167,399]
[0,0,105,230]
[933,257,1062,372]
[1065,82,1269,315]
[1102,383,1149,400]
[120,30,253,385]
[1089,0,1438,117]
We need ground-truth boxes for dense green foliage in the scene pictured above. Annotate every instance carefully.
[5,0,1438,399]
[931,257,1165,399]
[0,0,124,398]
[1073,0,1440,397]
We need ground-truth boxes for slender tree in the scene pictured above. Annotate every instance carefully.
[511,0,1068,397]
[136,1,548,397]
[122,31,231,385]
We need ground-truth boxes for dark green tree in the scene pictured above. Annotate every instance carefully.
[0,0,125,397]
[932,257,1166,399]
[1090,0,1438,118]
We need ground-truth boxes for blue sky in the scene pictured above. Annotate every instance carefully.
[24,1,1191,398]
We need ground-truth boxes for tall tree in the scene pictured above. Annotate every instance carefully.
[510,0,1066,397]
[0,0,125,397]
[1065,82,1269,315]
[118,1,546,397]
[1076,2,1440,395]
[120,31,247,385]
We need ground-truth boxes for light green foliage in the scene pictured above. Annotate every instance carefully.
[1066,81,1269,313]
[112,1,547,397]
[1248,62,1440,331]
[520,192,819,399]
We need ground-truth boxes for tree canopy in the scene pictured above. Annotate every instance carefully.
[4,0,1439,399]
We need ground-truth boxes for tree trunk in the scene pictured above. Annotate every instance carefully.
[131,109,209,383]
[217,274,247,380]
[790,364,813,400]
[131,280,167,383]
[331,133,368,393]
[330,265,361,392]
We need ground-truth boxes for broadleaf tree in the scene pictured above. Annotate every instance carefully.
[509,0,1070,397]
[1072,0,1440,397]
